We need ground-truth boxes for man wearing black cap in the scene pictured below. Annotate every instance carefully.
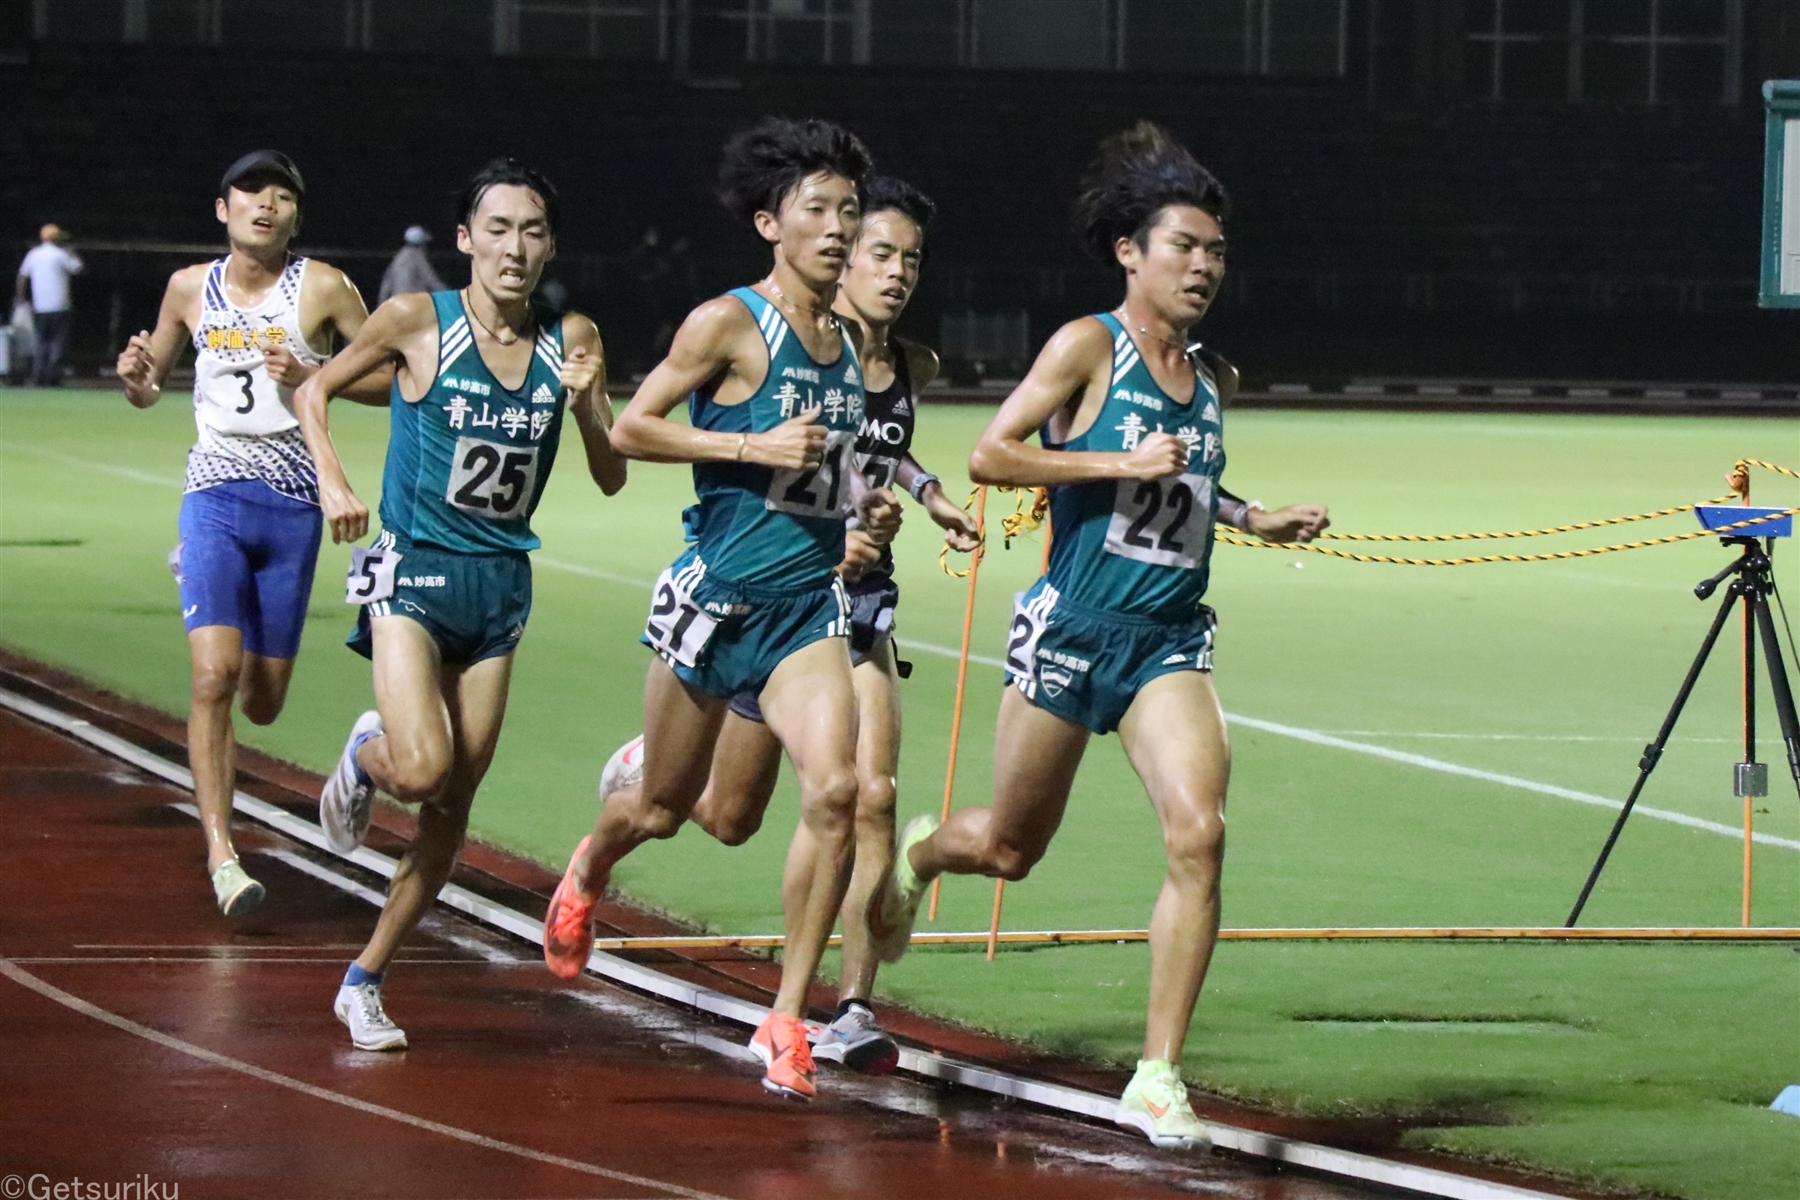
[115,150,389,918]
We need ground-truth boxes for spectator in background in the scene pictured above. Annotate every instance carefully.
[377,225,445,303]
[16,223,83,386]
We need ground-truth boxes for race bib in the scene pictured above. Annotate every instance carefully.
[1103,473,1214,569]
[643,565,719,668]
[1003,589,1051,680]
[765,430,858,519]
[345,546,401,605]
[856,452,900,492]
[446,437,540,521]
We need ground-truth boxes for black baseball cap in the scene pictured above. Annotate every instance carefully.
[219,150,305,201]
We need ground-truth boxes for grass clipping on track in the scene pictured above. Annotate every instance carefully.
[3,390,1798,1200]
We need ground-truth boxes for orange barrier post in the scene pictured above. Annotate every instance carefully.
[930,487,987,922]
[1741,469,1754,927]
[986,502,1053,960]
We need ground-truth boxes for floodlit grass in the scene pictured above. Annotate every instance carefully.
[2,387,1797,1198]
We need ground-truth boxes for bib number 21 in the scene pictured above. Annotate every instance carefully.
[643,566,718,668]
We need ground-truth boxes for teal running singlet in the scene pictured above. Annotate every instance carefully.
[1041,312,1225,619]
[686,286,866,588]
[378,291,567,554]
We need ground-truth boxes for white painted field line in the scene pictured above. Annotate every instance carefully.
[0,685,1564,1200]
[4,435,1783,857]
[527,561,1800,855]
[0,441,183,488]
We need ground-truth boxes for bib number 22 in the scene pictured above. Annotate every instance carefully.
[1103,473,1214,569]
[643,566,719,668]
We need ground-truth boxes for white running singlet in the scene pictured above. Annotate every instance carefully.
[184,255,322,503]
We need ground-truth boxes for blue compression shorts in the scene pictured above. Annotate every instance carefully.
[175,480,323,659]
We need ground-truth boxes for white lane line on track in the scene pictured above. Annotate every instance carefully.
[0,685,1564,1200]
[0,958,734,1200]
[535,558,1800,852]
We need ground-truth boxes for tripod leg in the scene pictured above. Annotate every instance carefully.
[1567,583,1743,926]
[1752,596,1800,798]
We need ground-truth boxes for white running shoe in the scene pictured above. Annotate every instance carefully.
[598,733,645,801]
[810,1002,900,1076]
[210,858,265,917]
[334,982,408,1052]
[321,710,382,854]
[1115,1059,1210,1150]
[869,814,938,964]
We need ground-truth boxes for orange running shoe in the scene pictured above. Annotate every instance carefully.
[748,1012,817,1101]
[543,836,597,980]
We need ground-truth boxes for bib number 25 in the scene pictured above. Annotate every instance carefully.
[447,437,539,521]
[643,565,719,668]
[1103,473,1214,569]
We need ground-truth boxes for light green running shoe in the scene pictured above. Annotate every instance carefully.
[1115,1059,1210,1150]
[869,813,939,963]
[210,858,265,917]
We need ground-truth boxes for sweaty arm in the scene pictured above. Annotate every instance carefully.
[969,318,1189,488]
[294,293,437,544]
[281,264,392,405]
[559,314,626,496]
[610,297,824,470]
[115,267,206,409]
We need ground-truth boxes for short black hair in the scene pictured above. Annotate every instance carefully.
[717,118,873,226]
[1073,121,1229,263]
[859,175,936,236]
[457,158,560,235]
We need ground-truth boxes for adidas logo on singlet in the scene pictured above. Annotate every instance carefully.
[531,384,557,405]
[893,397,911,416]
[1201,401,1219,423]
[844,364,860,385]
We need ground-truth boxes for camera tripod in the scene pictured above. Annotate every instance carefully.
[1567,535,1800,927]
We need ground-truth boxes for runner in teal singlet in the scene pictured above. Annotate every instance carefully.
[541,119,902,1103]
[871,124,1330,1150]
[293,160,626,1053]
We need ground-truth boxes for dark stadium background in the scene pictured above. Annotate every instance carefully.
[7,0,1800,387]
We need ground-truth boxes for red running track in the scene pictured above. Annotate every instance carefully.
[0,697,1389,1200]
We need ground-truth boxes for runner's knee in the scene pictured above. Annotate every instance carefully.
[799,768,858,837]
[190,657,239,708]
[704,800,764,846]
[238,686,285,726]
[854,773,897,834]
[382,739,453,803]
[984,835,1046,882]
[1164,808,1225,870]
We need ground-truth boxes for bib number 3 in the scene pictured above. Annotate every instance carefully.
[1104,473,1214,569]
[447,437,540,521]
[345,546,401,605]
[643,566,719,668]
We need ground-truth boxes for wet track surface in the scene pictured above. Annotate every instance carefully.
[0,706,1397,1199]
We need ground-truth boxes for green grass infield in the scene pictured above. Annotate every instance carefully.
[2,387,1797,1198]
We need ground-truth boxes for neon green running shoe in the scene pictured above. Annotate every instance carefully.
[1115,1059,1209,1150]
[210,857,265,918]
[869,813,938,963]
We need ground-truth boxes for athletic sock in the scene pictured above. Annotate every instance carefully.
[343,962,383,988]
[349,729,380,788]
[835,997,872,1021]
